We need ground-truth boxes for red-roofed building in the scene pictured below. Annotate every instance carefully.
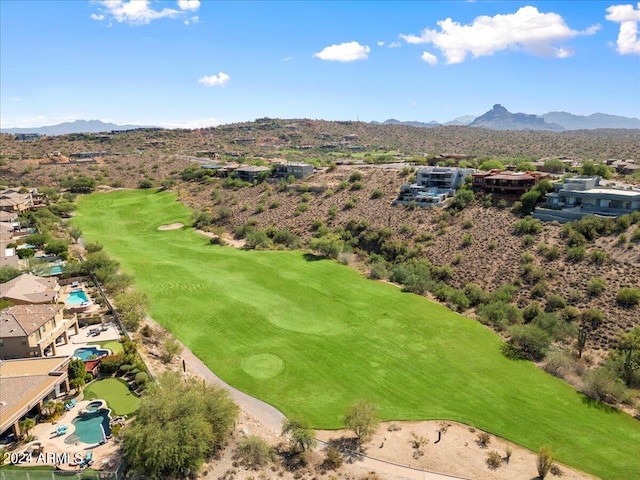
[472,170,550,200]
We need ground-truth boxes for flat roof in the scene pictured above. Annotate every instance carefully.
[0,357,69,434]
[578,188,640,197]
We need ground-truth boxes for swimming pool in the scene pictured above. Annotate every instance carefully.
[73,346,109,361]
[43,265,64,276]
[65,410,111,445]
[67,288,90,305]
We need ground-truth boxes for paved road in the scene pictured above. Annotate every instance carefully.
[144,317,466,480]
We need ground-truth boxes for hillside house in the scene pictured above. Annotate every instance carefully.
[417,167,473,193]
[0,304,78,359]
[0,274,61,305]
[0,189,35,214]
[472,170,550,200]
[533,176,640,222]
[235,165,271,182]
[275,162,314,179]
[393,167,473,207]
[0,356,71,438]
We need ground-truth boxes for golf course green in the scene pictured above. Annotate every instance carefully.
[73,189,640,479]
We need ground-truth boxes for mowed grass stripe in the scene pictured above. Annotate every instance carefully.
[73,190,640,479]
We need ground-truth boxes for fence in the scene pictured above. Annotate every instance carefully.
[0,460,125,480]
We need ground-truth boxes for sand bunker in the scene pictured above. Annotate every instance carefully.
[157,223,184,231]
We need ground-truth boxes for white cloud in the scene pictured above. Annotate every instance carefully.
[198,72,230,87]
[388,41,401,48]
[91,0,200,25]
[421,51,438,65]
[313,41,370,62]
[400,6,598,63]
[177,0,200,11]
[606,3,640,55]
[281,56,294,62]
[377,41,385,47]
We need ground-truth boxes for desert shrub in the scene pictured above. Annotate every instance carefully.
[514,217,542,236]
[589,249,608,265]
[140,324,153,338]
[461,234,473,247]
[448,188,475,211]
[536,446,554,480]
[537,243,560,261]
[491,284,518,303]
[520,252,535,264]
[477,301,522,331]
[522,301,543,323]
[616,287,640,307]
[545,294,567,312]
[368,261,388,280]
[507,324,552,361]
[447,290,470,312]
[532,313,577,342]
[587,277,606,296]
[350,181,364,190]
[476,432,491,447]
[462,219,474,229]
[631,226,640,243]
[323,446,343,470]
[523,266,545,284]
[349,171,363,182]
[566,245,586,262]
[581,367,629,404]
[463,283,490,306]
[486,450,502,469]
[487,241,497,251]
[543,349,574,378]
[236,435,274,470]
[531,281,549,298]
[370,188,384,199]
[138,179,154,189]
[245,231,272,250]
[521,234,535,247]
[559,306,579,322]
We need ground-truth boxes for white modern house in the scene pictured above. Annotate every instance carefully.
[533,176,640,222]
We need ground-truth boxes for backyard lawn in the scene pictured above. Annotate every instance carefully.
[89,340,124,354]
[83,378,140,416]
[73,189,640,479]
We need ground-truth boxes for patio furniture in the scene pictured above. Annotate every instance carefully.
[56,425,68,436]
[64,399,76,410]
[77,452,93,468]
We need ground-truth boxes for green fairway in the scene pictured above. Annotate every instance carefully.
[83,378,140,416]
[73,190,640,479]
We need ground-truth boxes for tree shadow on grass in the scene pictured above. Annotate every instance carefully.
[577,392,620,414]
[302,253,325,262]
[499,342,528,361]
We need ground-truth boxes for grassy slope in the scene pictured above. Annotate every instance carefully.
[73,190,640,479]
[83,378,140,416]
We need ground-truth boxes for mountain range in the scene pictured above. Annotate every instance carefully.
[0,119,153,136]
[2,107,639,135]
[377,105,640,131]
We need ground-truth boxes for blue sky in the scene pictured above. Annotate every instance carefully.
[1,1,639,128]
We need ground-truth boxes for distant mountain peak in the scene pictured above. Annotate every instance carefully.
[469,105,565,132]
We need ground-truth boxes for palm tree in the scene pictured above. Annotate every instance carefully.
[43,400,56,418]
[18,418,36,438]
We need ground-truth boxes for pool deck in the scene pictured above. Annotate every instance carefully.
[11,399,122,471]
[54,323,121,357]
